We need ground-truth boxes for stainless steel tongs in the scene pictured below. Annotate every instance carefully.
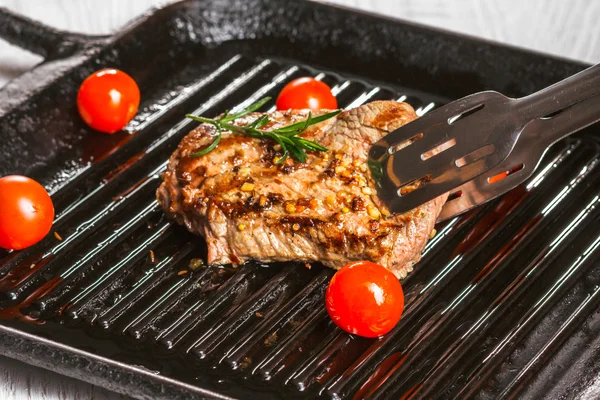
[368,63,600,221]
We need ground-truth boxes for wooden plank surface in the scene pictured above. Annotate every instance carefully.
[0,0,598,399]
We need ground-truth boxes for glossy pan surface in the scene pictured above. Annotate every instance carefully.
[0,1,597,399]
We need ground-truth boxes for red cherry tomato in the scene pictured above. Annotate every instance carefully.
[0,176,55,250]
[325,261,404,338]
[77,68,140,134]
[276,77,338,110]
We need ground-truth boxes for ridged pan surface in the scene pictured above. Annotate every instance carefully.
[0,1,598,399]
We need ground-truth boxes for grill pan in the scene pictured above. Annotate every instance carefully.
[0,1,599,399]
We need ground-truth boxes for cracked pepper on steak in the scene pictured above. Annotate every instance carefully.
[156,101,447,278]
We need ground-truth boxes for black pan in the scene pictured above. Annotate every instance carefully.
[0,1,599,399]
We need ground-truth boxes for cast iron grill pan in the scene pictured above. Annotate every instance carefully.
[0,1,599,399]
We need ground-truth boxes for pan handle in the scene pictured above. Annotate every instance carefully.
[0,7,99,59]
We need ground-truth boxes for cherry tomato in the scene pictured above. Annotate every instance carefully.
[276,77,338,110]
[77,68,140,134]
[325,261,404,338]
[0,176,55,250]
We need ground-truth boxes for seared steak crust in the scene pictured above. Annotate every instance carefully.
[157,101,446,278]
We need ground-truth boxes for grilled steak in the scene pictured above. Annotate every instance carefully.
[157,101,447,278]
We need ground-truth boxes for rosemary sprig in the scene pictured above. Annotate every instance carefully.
[186,97,341,163]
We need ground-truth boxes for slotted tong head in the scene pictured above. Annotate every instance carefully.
[368,63,600,221]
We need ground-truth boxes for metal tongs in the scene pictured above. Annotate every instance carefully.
[368,63,600,222]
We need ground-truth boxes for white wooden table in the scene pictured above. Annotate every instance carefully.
[0,0,598,398]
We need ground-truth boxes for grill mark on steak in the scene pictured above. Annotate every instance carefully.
[157,101,447,279]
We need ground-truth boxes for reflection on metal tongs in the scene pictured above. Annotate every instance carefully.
[368,63,600,221]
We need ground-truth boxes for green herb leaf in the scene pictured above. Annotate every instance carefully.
[305,109,343,124]
[249,114,270,129]
[295,138,328,152]
[189,130,222,157]
[274,110,342,135]
[288,145,308,163]
[186,114,218,124]
[368,160,384,183]
[269,135,289,163]
[221,97,272,122]
[185,97,340,162]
